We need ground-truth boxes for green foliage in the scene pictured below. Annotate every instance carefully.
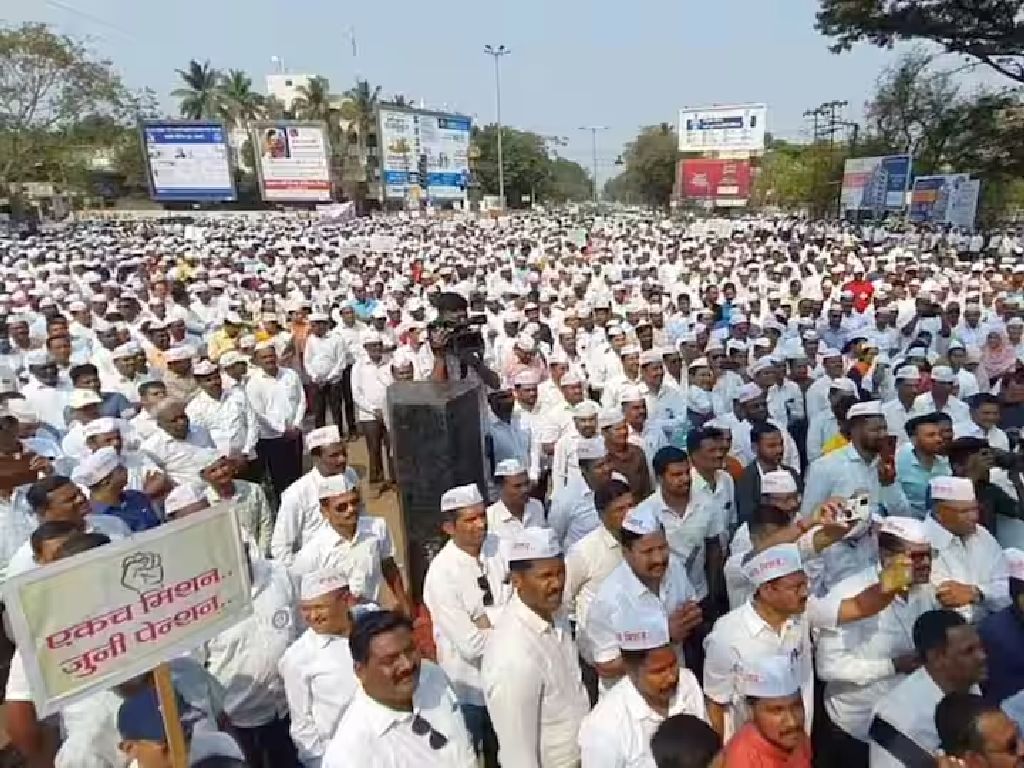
[172,59,223,120]
[816,0,1024,84]
[603,123,678,208]
[471,125,591,207]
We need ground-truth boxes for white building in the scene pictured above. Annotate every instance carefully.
[265,73,313,111]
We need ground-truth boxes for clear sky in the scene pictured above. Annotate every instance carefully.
[0,0,960,187]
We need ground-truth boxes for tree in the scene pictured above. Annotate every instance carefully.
[816,0,1024,84]
[172,59,223,119]
[604,123,678,208]
[220,69,263,126]
[338,79,382,205]
[471,124,550,207]
[543,157,593,203]
[291,76,334,123]
[0,22,142,203]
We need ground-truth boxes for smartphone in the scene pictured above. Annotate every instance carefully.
[879,435,898,462]
[0,454,38,492]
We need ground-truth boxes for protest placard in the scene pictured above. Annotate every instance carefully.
[3,503,253,716]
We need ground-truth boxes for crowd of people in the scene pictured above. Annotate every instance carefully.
[0,212,1023,767]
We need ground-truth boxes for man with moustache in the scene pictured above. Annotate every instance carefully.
[482,527,590,767]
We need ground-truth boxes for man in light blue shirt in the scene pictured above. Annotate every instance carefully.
[896,412,953,518]
[802,400,911,520]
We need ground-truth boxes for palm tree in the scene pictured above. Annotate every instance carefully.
[172,59,224,120]
[261,95,290,121]
[291,76,334,123]
[219,69,264,127]
[339,79,382,205]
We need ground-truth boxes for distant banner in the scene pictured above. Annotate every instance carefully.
[678,159,752,205]
[678,105,767,153]
[141,121,236,202]
[909,174,979,228]
[840,155,912,213]
[251,121,332,202]
[378,107,471,201]
[4,504,252,716]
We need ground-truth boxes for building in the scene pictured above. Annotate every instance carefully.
[265,73,313,112]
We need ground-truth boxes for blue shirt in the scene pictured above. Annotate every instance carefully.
[91,490,161,533]
[895,443,951,519]
[979,606,1024,705]
[352,298,379,321]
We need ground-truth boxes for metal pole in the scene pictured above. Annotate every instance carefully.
[485,45,510,208]
[579,125,607,205]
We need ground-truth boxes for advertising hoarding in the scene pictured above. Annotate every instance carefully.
[141,121,236,202]
[840,154,912,213]
[909,174,980,228]
[378,106,471,202]
[678,104,767,153]
[251,121,332,202]
[677,159,752,206]
[4,504,252,716]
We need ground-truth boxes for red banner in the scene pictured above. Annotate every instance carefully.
[678,159,752,201]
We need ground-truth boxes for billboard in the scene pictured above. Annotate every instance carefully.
[840,154,912,213]
[677,158,752,206]
[909,174,980,228]
[251,121,332,202]
[141,121,236,202]
[678,104,767,153]
[378,106,471,202]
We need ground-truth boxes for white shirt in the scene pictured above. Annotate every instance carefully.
[815,567,937,741]
[351,357,392,422]
[245,366,306,439]
[304,333,348,384]
[290,515,395,603]
[186,388,257,457]
[636,488,723,602]
[690,468,736,541]
[801,444,910,519]
[279,629,358,767]
[422,537,511,706]
[644,382,690,442]
[585,557,696,667]
[564,524,622,635]
[202,559,297,727]
[924,514,1010,623]
[485,497,547,548]
[881,398,915,444]
[911,391,970,422]
[323,661,476,768]
[703,601,816,740]
[140,425,216,485]
[806,410,839,462]
[578,673,707,768]
[548,479,600,551]
[270,466,361,564]
[23,377,70,432]
[869,667,980,767]
[482,593,591,768]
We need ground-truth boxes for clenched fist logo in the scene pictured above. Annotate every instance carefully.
[121,552,165,594]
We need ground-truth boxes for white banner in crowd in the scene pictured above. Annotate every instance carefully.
[4,504,252,716]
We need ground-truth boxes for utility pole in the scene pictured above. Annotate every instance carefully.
[484,45,510,207]
[579,125,608,204]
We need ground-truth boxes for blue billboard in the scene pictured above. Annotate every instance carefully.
[840,154,912,213]
[142,121,236,202]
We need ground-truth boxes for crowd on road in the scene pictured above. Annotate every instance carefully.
[0,211,1023,767]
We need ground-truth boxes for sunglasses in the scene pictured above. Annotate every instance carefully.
[411,714,449,750]
[477,574,493,607]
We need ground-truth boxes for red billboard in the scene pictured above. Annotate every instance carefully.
[678,159,752,204]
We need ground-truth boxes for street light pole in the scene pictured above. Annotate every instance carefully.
[484,44,510,207]
[579,125,608,204]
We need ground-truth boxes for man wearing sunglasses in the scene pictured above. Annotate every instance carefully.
[323,610,475,768]
[423,483,511,768]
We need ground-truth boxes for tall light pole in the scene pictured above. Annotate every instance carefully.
[484,44,510,207]
[270,55,285,74]
[579,125,608,204]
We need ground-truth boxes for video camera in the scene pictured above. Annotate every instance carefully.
[429,314,487,358]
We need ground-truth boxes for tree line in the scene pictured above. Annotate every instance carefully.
[0,22,593,211]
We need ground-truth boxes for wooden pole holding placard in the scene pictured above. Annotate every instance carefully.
[153,662,188,768]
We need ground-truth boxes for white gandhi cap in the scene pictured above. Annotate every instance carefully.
[305,426,342,453]
[929,476,976,502]
[70,445,121,486]
[577,436,607,461]
[494,459,526,477]
[616,610,671,651]
[317,473,357,499]
[879,516,929,544]
[300,568,349,600]
[761,470,798,495]
[741,654,802,698]
[440,483,483,512]
[506,527,561,562]
[621,506,660,536]
[742,543,804,587]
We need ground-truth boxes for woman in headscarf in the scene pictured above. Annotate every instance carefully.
[980,328,1019,389]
